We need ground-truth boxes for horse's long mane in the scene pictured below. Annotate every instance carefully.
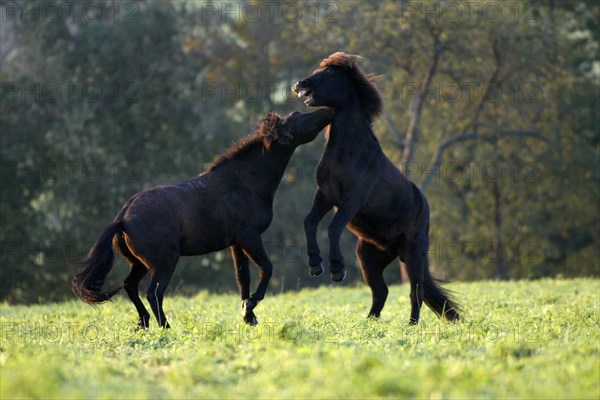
[317,52,384,119]
[207,113,287,172]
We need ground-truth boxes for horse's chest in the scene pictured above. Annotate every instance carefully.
[316,156,373,204]
[316,157,353,185]
[316,170,346,205]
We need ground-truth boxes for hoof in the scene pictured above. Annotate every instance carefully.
[241,298,257,316]
[408,318,419,326]
[244,314,259,326]
[331,268,346,282]
[309,263,324,277]
[330,260,346,282]
[241,299,259,325]
[136,315,150,330]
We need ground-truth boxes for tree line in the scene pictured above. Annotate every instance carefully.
[1,0,598,303]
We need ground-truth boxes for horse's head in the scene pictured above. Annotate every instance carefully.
[292,52,383,119]
[258,108,334,150]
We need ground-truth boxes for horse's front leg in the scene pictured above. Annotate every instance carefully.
[237,234,273,325]
[327,202,363,282]
[303,189,333,277]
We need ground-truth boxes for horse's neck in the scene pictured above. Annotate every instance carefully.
[228,145,294,193]
[260,148,295,188]
[325,104,378,150]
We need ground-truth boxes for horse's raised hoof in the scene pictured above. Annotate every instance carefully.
[331,269,346,282]
[408,318,419,326]
[330,259,346,282]
[309,263,324,277]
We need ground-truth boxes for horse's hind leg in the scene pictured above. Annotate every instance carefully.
[114,235,150,329]
[405,240,426,325]
[231,245,257,325]
[356,239,397,318]
[124,264,150,328]
[145,259,176,329]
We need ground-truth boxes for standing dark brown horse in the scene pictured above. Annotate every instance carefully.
[293,52,460,324]
[72,109,333,328]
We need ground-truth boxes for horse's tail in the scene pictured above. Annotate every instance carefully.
[423,257,462,322]
[71,221,124,305]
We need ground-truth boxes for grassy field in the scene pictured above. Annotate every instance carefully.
[1,279,598,399]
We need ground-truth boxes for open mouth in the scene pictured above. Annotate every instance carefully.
[292,84,312,105]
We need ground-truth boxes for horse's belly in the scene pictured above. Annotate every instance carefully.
[348,209,416,246]
[348,216,393,246]
[180,237,229,256]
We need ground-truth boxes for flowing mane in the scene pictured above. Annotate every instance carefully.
[207,113,289,172]
[317,52,384,119]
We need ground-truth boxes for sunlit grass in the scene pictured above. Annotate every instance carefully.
[1,279,599,399]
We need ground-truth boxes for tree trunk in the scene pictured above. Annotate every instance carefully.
[492,178,506,280]
[400,28,442,169]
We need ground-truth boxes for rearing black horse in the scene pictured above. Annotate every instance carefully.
[72,109,333,328]
[293,52,460,324]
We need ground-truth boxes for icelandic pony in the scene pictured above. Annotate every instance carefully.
[72,109,333,327]
[293,52,460,324]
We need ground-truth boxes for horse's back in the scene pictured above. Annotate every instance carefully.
[117,182,229,256]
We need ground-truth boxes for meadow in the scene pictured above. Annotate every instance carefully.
[1,279,598,399]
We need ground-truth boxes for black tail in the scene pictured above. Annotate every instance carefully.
[423,266,462,322]
[71,221,124,305]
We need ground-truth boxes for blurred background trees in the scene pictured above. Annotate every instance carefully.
[1,0,598,303]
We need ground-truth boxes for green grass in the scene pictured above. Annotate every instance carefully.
[1,279,599,399]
